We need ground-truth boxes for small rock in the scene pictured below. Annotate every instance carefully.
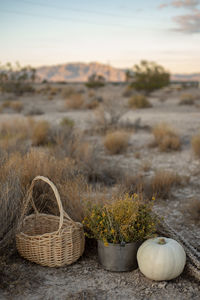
[158,282,167,289]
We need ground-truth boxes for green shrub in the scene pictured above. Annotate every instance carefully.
[85,73,105,88]
[130,60,170,94]
[0,62,35,95]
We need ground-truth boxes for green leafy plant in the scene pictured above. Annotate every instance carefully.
[130,60,170,94]
[85,73,105,88]
[83,193,158,245]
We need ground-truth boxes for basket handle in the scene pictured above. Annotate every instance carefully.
[27,176,75,232]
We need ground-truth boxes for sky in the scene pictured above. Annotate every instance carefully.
[0,0,200,73]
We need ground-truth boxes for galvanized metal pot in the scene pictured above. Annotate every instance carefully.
[98,240,142,272]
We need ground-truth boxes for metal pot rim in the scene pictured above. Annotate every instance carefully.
[98,240,142,246]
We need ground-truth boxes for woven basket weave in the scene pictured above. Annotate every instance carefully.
[16,176,85,267]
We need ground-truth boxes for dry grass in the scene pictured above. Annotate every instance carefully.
[0,148,92,253]
[0,170,24,253]
[179,93,195,105]
[31,120,50,146]
[0,119,32,141]
[191,134,200,158]
[128,94,152,109]
[60,117,75,128]
[140,160,151,172]
[65,93,84,109]
[187,198,200,222]
[104,130,130,154]
[62,86,75,98]
[1,100,23,112]
[151,170,182,199]
[1,101,11,109]
[10,101,23,112]
[152,123,181,152]
[86,100,99,110]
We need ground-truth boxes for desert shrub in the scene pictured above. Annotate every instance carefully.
[151,170,182,199]
[0,62,35,95]
[191,134,200,158]
[128,94,152,109]
[62,86,75,98]
[0,171,24,253]
[83,193,158,244]
[85,73,105,88]
[0,119,32,141]
[1,100,23,112]
[88,90,95,98]
[9,101,23,112]
[140,160,151,172]
[86,100,99,110]
[65,93,84,109]
[31,120,50,146]
[0,149,90,253]
[1,100,11,109]
[152,123,181,151]
[60,117,74,128]
[179,93,195,105]
[129,60,170,94]
[104,130,130,154]
[123,85,135,97]
[25,107,44,116]
[187,198,200,222]
[49,86,60,96]
[120,174,146,195]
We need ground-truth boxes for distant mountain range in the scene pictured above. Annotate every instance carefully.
[36,62,200,82]
[37,62,125,82]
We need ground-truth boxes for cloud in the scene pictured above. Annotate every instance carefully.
[159,3,169,9]
[172,0,199,8]
[159,0,200,33]
[159,0,200,9]
[173,9,200,32]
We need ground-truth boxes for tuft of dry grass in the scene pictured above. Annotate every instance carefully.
[1,100,12,109]
[9,101,23,112]
[86,100,99,110]
[140,160,151,172]
[151,170,182,199]
[31,120,50,146]
[128,94,152,109]
[65,93,84,109]
[104,130,130,154]
[60,117,74,128]
[62,86,75,98]
[179,93,195,105]
[152,123,181,152]
[187,198,200,222]
[191,134,200,158]
[1,100,23,112]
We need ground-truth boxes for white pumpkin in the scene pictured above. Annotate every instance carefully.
[137,237,186,281]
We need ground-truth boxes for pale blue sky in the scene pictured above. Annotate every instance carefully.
[0,0,200,73]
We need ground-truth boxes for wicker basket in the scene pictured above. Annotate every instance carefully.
[16,176,85,267]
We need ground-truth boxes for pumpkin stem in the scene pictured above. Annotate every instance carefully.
[158,238,166,245]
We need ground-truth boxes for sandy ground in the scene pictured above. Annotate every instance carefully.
[0,84,200,299]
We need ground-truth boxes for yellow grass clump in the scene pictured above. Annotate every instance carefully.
[104,130,130,154]
[179,93,195,105]
[191,134,200,158]
[1,100,23,112]
[128,94,152,109]
[65,93,84,109]
[152,123,181,152]
[31,120,50,146]
[151,170,182,199]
